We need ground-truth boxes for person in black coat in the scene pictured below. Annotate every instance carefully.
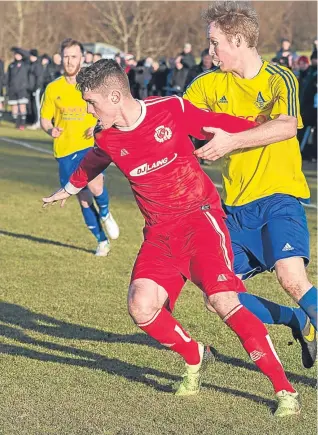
[28,49,44,129]
[180,43,196,69]
[7,47,30,129]
[169,55,189,96]
[184,48,214,88]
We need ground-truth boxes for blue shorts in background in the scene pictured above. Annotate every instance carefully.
[56,147,92,187]
[224,194,310,280]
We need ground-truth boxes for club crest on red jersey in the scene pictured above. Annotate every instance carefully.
[154,125,172,143]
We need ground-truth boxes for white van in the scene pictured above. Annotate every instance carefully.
[83,42,121,59]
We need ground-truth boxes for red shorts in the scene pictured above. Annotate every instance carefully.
[131,209,246,311]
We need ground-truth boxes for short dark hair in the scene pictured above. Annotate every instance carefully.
[76,59,130,96]
[60,38,84,56]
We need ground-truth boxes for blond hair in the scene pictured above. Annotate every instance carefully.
[203,1,259,48]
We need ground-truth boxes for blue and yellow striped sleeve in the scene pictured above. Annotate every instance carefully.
[266,64,303,128]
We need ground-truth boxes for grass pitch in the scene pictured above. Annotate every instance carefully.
[0,122,317,435]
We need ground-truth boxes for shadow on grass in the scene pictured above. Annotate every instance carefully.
[0,302,316,399]
[0,230,94,254]
[0,325,277,409]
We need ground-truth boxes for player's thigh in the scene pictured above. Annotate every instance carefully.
[190,211,246,299]
[262,197,310,271]
[131,239,185,314]
[226,212,265,279]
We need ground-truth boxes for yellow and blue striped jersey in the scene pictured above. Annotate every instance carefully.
[41,76,96,158]
[184,61,310,206]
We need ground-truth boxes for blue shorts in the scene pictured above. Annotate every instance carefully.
[224,194,310,280]
[57,148,92,187]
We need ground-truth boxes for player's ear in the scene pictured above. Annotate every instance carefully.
[110,90,121,105]
[235,34,242,48]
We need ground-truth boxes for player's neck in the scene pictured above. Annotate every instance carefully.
[114,99,143,128]
[232,49,263,79]
[64,74,77,85]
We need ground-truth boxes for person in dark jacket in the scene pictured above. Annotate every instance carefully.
[0,58,5,123]
[168,55,188,96]
[180,43,196,69]
[148,57,169,96]
[7,47,30,130]
[28,49,44,129]
[299,50,317,161]
[42,53,63,96]
[128,59,153,99]
[184,48,214,88]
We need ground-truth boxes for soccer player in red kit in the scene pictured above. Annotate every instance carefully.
[42,60,300,417]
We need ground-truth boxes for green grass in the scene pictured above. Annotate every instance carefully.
[0,123,317,435]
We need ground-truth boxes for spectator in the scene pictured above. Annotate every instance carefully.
[0,58,5,123]
[128,59,152,99]
[93,53,102,63]
[124,54,137,74]
[297,55,310,88]
[115,52,126,68]
[28,48,44,129]
[168,55,188,96]
[180,42,196,69]
[185,48,213,88]
[299,50,317,161]
[83,51,93,67]
[7,48,30,130]
[149,57,169,96]
[42,52,62,92]
[276,38,298,69]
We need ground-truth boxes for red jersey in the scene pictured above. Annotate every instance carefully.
[66,96,255,226]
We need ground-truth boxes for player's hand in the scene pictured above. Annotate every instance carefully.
[50,127,63,138]
[194,127,236,161]
[84,127,95,139]
[42,188,71,208]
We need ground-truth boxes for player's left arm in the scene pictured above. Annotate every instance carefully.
[195,71,300,161]
[42,145,111,207]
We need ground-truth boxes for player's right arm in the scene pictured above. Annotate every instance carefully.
[42,145,112,207]
[40,85,63,138]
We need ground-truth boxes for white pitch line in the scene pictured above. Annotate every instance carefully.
[1,136,53,155]
[1,136,317,210]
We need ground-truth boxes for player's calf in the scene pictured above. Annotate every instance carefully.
[208,292,300,416]
[129,278,206,375]
[275,257,317,330]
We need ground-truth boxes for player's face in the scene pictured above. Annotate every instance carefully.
[83,89,118,129]
[62,46,84,77]
[207,23,238,72]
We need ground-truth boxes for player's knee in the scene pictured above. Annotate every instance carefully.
[208,291,241,319]
[203,293,217,313]
[128,279,159,323]
[88,174,104,196]
[275,257,311,300]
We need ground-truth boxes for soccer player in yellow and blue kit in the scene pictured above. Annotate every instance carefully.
[41,39,119,256]
[184,1,317,388]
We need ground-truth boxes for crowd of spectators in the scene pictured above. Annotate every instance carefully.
[0,38,316,161]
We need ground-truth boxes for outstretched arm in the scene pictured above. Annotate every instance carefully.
[42,145,112,207]
[195,114,297,161]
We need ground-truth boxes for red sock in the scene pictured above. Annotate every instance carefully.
[225,305,295,393]
[138,308,200,365]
